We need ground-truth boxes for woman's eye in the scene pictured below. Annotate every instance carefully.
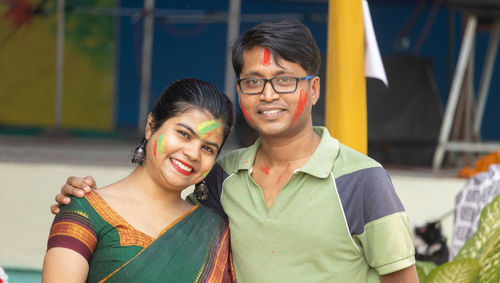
[178,130,189,138]
[202,145,214,154]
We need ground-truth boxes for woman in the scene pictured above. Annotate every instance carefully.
[42,79,235,282]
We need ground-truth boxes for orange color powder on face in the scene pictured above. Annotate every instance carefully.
[291,90,308,126]
[240,103,254,124]
[261,48,271,66]
[198,120,221,139]
[260,164,270,175]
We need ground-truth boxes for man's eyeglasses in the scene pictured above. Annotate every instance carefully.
[237,76,315,95]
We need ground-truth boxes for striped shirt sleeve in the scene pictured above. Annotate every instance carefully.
[336,167,415,274]
[47,197,97,262]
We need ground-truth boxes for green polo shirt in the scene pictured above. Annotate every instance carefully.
[196,127,415,282]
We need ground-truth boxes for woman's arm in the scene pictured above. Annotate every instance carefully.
[42,248,89,283]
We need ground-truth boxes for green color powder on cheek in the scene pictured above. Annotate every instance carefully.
[156,134,164,156]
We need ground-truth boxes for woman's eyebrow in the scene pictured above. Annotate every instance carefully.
[205,141,220,151]
[176,123,220,151]
[176,123,196,136]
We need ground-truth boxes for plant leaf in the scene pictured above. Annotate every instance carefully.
[478,228,500,265]
[426,259,479,283]
[416,261,437,278]
[478,229,500,283]
[456,195,500,260]
[416,264,426,283]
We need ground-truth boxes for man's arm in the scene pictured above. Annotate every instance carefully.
[50,176,96,214]
[380,265,418,283]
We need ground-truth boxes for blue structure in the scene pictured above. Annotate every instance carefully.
[114,0,499,140]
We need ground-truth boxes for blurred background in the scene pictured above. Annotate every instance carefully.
[1,0,499,282]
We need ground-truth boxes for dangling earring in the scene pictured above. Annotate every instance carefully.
[194,180,209,201]
[131,139,147,166]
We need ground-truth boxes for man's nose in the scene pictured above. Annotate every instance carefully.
[260,81,280,102]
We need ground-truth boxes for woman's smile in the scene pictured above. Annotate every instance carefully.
[170,158,194,176]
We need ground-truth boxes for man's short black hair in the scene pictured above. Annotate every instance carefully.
[232,20,321,77]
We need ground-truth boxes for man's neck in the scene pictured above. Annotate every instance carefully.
[251,125,321,209]
[258,126,321,167]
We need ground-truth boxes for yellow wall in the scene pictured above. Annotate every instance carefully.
[0,4,113,130]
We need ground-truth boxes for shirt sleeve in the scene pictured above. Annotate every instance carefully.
[336,166,415,275]
[355,212,416,275]
[47,196,97,262]
[357,169,416,275]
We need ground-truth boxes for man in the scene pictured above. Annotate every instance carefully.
[53,21,418,282]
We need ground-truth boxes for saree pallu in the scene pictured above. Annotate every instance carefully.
[100,204,235,283]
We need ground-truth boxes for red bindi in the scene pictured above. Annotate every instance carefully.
[291,89,308,126]
[261,48,271,66]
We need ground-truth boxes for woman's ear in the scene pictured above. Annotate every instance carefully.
[145,114,154,140]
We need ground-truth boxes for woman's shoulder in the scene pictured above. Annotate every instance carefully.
[58,191,104,221]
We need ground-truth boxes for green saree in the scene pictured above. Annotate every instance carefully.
[47,191,235,283]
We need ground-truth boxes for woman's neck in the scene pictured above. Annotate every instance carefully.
[120,166,187,208]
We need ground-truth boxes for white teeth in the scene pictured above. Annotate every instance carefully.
[262,109,280,115]
[172,159,192,172]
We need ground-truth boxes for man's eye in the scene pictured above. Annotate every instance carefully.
[246,79,262,86]
[275,77,292,84]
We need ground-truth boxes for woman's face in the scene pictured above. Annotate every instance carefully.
[145,108,224,191]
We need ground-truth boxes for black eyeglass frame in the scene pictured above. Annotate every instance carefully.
[237,75,316,95]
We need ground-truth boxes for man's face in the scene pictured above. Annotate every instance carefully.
[237,46,320,138]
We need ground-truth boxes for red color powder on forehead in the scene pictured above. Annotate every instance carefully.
[261,48,271,66]
[291,90,308,127]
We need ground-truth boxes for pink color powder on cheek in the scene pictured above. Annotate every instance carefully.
[291,89,308,126]
[261,48,271,66]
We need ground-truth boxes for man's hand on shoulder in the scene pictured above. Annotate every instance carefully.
[50,176,96,215]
